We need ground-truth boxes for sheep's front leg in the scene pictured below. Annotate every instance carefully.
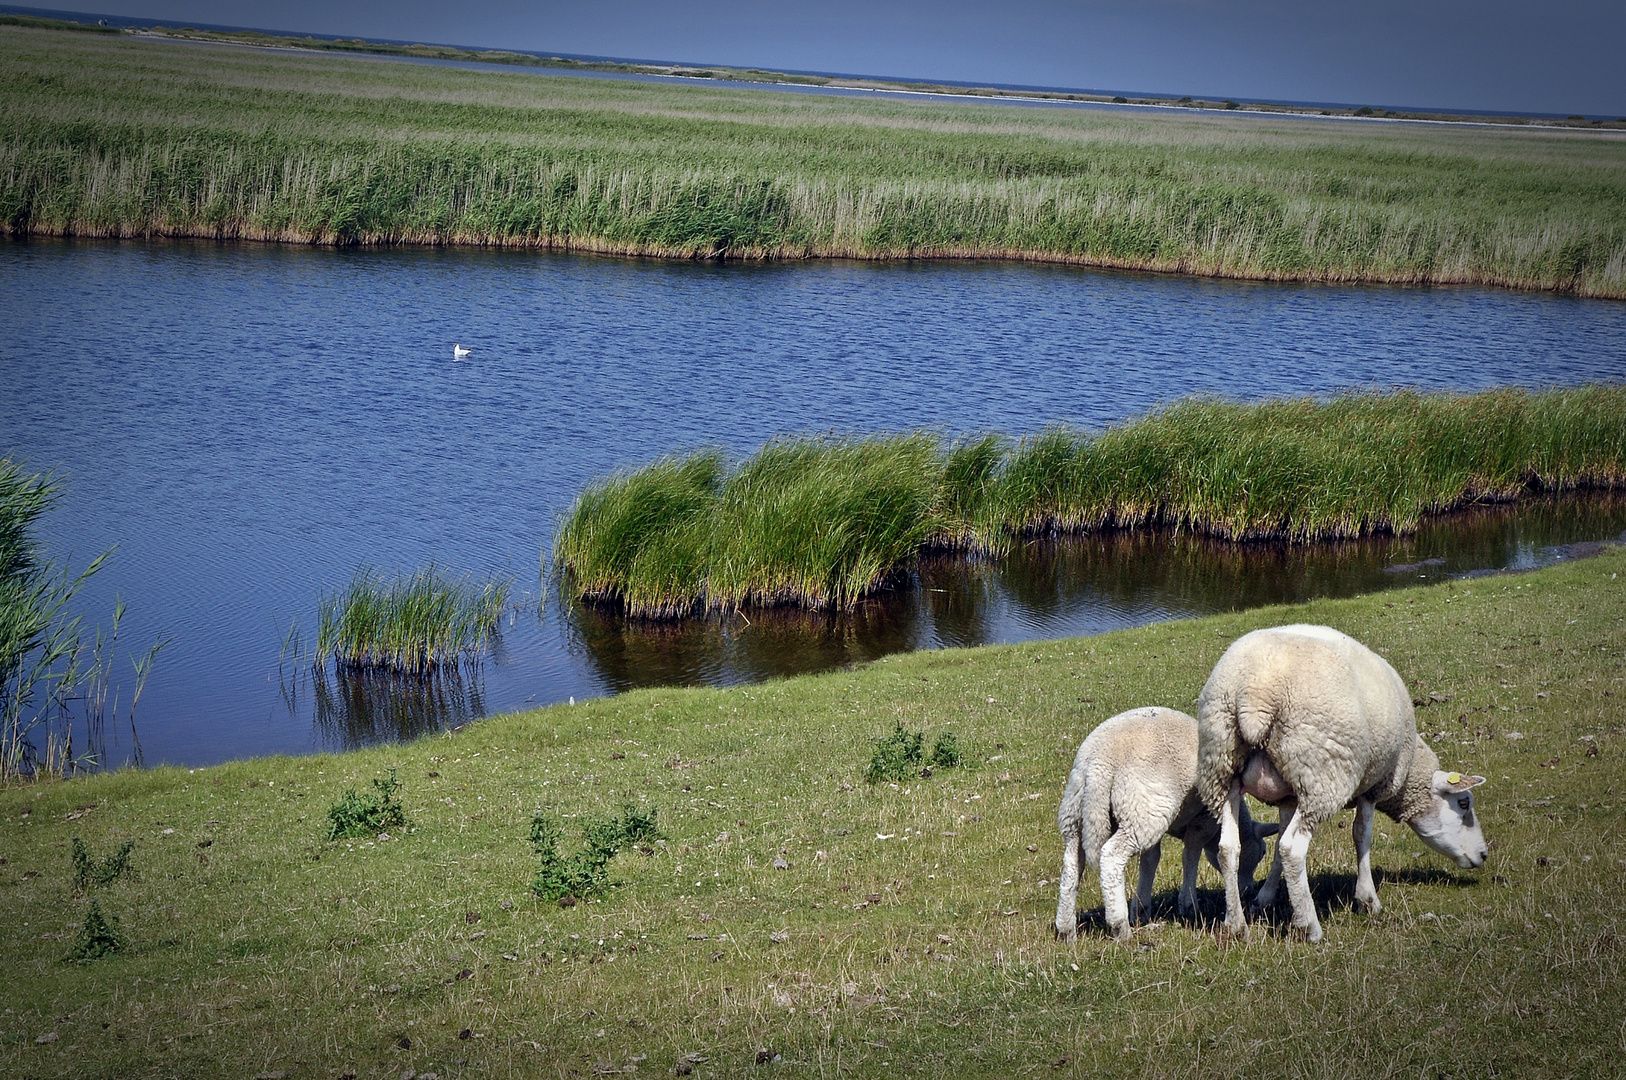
[1217,780,1248,937]
[1251,802,1294,914]
[1056,831,1082,941]
[1278,810,1323,942]
[1178,834,1204,919]
[1099,831,1140,942]
[1352,797,1381,914]
[1133,840,1162,926]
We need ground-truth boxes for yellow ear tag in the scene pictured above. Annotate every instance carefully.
[1446,772,1462,785]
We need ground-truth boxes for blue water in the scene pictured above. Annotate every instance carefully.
[3,238,1624,767]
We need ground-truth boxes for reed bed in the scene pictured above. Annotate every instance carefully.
[553,385,1626,616]
[3,27,1625,295]
[314,567,510,676]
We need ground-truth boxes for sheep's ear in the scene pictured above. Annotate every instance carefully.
[1435,770,1486,794]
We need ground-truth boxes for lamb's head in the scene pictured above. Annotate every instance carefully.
[1405,740,1488,868]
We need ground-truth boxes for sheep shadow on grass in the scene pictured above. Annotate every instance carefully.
[1066,886,1253,938]
[1067,866,1482,939]
[1244,867,1484,930]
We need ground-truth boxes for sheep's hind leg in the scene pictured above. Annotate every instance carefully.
[1251,802,1294,915]
[1278,811,1323,943]
[1132,840,1162,926]
[1056,831,1083,941]
[1216,780,1248,939]
[1178,833,1204,919]
[1352,797,1381,914]
[1099,831,1140,942]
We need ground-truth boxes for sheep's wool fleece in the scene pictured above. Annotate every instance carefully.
[1197,625,1416,824]
[1060,707,1207,866]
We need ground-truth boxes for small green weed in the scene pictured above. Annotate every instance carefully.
[70,836,135,889]
[926,730,962,769]
[866,723,925,782]
[529,803,662,902]
[325,769,409,840]
[65,898,126,961]
[867,724,962,781]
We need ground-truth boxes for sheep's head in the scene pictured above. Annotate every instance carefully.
[1410,770,1488,868]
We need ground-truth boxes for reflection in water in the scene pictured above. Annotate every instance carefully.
[566,494,1626,695]
[304,665,489,751]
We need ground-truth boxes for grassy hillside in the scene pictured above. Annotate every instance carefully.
[3,26,1626,295]
[2,546,1622,1078]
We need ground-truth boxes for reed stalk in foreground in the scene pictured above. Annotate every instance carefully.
[553,384,1626,616]
[314,567,511,676]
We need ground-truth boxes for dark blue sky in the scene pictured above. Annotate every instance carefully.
[59,1,1626,115]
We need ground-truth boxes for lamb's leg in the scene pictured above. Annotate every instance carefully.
[1133,841,1162,925]
[1056,831,1083,941]
[1099,831,1140,942]
[1352,797,1381,914]
[1251,802,1294,914]
[1278,810,1323,943]
[1178,834,1204,919]
[1217,779,1248,938]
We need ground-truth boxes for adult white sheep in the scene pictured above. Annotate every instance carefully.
[1197,624,1487,942]
[1056,706,1278,942]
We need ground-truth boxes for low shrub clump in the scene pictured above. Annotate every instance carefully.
[325,769,409,839]
[529,803,662,903]
[866,724,963,782]
[555,385,1626,615]
[71,836,134,889]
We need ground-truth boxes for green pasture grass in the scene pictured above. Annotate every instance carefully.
[315,568,510,676]
[2,26,1625,295]
[555,386,1626,614]
[1,545,1622,1077]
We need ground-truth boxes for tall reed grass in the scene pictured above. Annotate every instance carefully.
[315,567,510,676]
[553,385,1626,616]
[3,27,1624,295]
[1,460,162,780]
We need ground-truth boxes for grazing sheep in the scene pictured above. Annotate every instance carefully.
[1056,707,1278,942]
[1197,624,1488,942]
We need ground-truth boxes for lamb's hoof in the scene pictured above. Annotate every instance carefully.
[1216,921,1250,946]
[1055,924,1078,943]
[1354,896,1382,916]
[1287,922,1324,944]
[1109,923,1133,944]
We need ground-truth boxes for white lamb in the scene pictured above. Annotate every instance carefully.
[1056,706,1278,942]
[1197,624,1488,942]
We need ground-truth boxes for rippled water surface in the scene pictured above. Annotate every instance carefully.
[4,239,1625,767]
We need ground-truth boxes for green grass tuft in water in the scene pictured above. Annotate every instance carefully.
[314,567,510,675]
[554,385,1626,615]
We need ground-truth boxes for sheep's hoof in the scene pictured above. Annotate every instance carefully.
[1216,921,1250,946]
[1354,895,1381,915]
[1287,922,1324,944]
[1055,924,1078,943]
[1109,922,1133,944]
